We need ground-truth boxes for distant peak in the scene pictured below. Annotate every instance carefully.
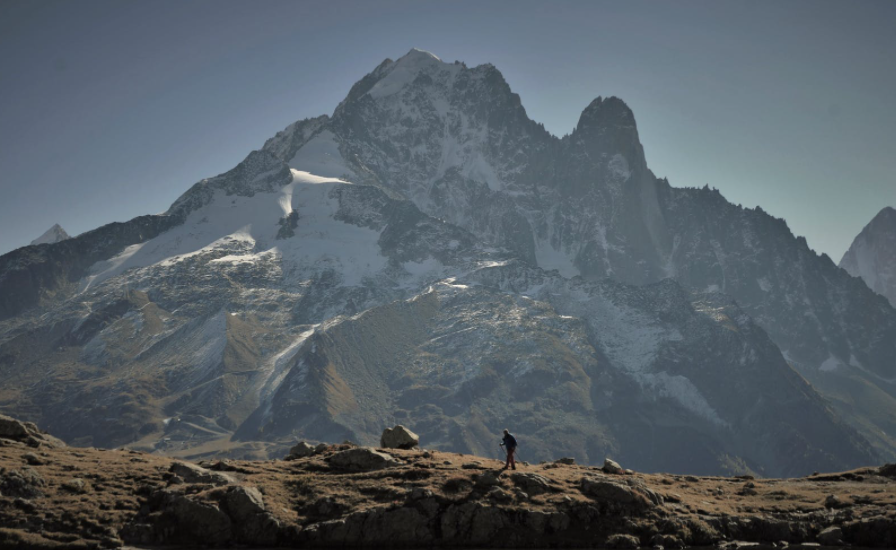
[578,96,634,123]
[30,223,70,246]
[875,206,896,219]
[401,48,442,62]
[863,206,896,230]
[573,96,639,140]
[365,48,458,100]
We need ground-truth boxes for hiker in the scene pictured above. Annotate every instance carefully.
[500,428,518,470]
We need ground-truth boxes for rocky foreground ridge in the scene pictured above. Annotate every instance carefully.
[2,417,896,549]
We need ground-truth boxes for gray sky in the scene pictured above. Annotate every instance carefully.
[1,1,894,262]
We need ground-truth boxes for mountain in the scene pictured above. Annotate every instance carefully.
[0,49,892,474]
[30,223,70,246]
[840,206,896,308]
[262,49,896,458]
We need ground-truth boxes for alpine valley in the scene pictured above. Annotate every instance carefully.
[1,49,894,477]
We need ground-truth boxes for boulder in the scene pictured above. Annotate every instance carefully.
[328,447,401,471]
[286,441,315,460]
[224,486,266,519]
[222,486,281,545]
[555,457,576,465]
[170,461,235,486]
[0,414,65,448]
[580,477,652,512]
[603,458,625,474]
[380,425,419,450]
[817,526,843,546]
[0,415,30,439]
[509,472,553,496]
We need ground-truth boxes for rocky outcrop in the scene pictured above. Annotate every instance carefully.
[380,425,419,450]
[327,447,402,471]
[509,472,554,496]
[0,415,64,449]
[3,438,896,548]
[170,461,235,486]
[579,476,653,512]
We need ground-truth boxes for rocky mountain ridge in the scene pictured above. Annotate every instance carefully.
[0,49,894,475]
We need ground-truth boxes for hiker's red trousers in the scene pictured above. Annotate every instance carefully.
[505,447,516,469]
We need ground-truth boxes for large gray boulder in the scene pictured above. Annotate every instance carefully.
[328,447,402,471]
[170,461,235,486]
[380,425,419,450]
[222,486,281,545]
[602,458,624,474]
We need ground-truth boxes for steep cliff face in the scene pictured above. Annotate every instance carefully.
[0,49,891,472]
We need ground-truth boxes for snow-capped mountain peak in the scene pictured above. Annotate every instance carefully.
[366,48,461,100]
[30,223,70,246]
[840,205,896,307]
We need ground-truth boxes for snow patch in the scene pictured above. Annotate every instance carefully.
[83,169,387,290]
[368,48,456,99]
[819,354,842,372]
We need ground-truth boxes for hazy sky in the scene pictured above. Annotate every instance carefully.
[1,1,894,261]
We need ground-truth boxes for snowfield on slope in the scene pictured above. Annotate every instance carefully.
[83,170,387,290]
